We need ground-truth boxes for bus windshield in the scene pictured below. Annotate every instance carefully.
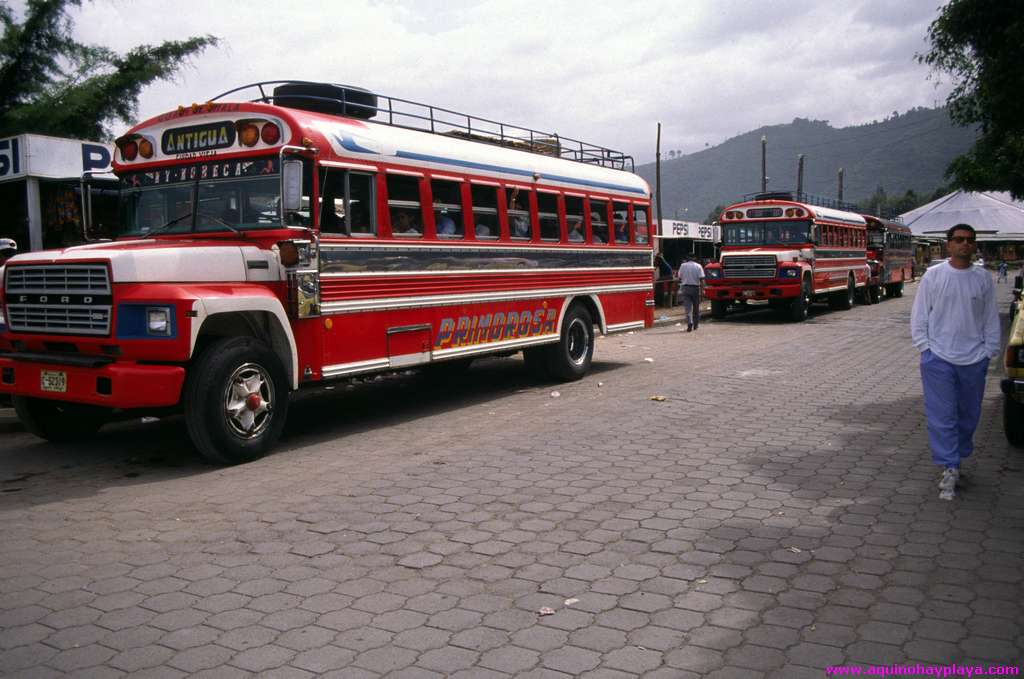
[722,219,811,246]
[867,230,885,247]
[116,158,288,237]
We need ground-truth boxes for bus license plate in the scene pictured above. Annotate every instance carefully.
[40,370,67,393]
[742,290,757,297]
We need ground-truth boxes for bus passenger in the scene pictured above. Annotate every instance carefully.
[393,211,421,235]
[437,213,457,235]
[511,214,530,238]
[568,219,584,243]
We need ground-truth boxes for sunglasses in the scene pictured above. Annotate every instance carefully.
[948,236,976,243]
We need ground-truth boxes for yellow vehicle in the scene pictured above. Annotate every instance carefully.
[1003,272,1024,446]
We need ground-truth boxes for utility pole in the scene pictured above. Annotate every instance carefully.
[837,167,844,202]
[656,123,663,230]
[761,136,767,193]
[796,154,805,199]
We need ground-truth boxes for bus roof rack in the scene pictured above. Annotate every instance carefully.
[742,190,859,213]
[210,80,635,173]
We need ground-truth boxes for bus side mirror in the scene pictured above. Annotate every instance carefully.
[282,159,303,214]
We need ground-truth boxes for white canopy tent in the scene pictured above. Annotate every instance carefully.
[900,191,1024,262]
[901,191,1024,240]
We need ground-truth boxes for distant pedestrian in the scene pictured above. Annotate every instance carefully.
[677,253,705,332]
[997,260,1008,283]
[910,224,1001,501]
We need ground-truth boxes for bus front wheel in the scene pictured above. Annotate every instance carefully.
[711,301,729,320]
[543,304,594,382]
[184,337,290,464]
[789,280,811,322]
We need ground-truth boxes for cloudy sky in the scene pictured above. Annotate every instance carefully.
[63,0,951,163]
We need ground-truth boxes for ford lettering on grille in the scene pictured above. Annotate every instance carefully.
[4,264,112,335]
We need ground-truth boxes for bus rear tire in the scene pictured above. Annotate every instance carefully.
[893,281,904,297]
[184,337,290,464]
[12,396,107,443]
[789,279,811,322]
[829,277,855,311]
[869,285,881,304]
[711,301,729,320]
[543,304,594,382]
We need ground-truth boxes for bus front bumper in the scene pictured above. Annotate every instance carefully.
[0,354,185,408]
[706,281,802,301]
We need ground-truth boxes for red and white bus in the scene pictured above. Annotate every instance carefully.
[863,215,913,303]
[705,193,869,322]
[0,81,653,463]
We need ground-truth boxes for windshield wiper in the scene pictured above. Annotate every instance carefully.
[138,213,193,239]
[196,213,246,237]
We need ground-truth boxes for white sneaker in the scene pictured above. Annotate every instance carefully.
[939,467,959,491]
[939,487,955,501]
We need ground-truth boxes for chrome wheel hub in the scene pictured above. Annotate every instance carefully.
[224,363,274,438]
[567,319,589,366]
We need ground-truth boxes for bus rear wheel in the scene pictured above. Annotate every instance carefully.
[184,337,290,464]
[13,396,107,443]
[711,300,729,320]
[542,304,594,382]
[868,285,881,304]
[829,277,855,310]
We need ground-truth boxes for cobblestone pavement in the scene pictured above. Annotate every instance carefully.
[1,279,1022,678]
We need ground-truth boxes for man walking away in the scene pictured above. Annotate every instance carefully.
[910,224,1001,501]
[677,253,705,332]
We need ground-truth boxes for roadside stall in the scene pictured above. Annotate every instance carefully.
[0,133,117,252]
[654,219,720,306]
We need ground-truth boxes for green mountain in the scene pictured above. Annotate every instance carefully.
[637,107,976,223]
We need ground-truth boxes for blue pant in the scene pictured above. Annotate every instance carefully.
[920,350,989,468]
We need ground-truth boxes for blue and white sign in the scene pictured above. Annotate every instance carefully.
[0,134,112,183]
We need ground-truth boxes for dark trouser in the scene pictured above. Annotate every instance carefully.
[680,285,701,326]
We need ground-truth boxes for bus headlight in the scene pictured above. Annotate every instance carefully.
[706,268,722,279]
[778,267,801,278]
[147,307,172,336]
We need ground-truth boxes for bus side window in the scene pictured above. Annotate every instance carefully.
[319,167,345,234]
[634,205,649,244]
[349,172,376,236]
[565,196,585,243]
[613,201,629,243]
[538,192,559,241]
[387,174,422,238]
[589,199,609,244]
[507,187,532,240]
[431,178,464,239]
[471,184,499,239]
[318,168,376,237]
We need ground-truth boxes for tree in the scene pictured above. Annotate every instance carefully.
[920,0,1024,198]
[705,204,726,224]
[0,0,217,139]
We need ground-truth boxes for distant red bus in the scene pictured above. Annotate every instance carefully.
[863,215,913,303]
[705,193,869,322]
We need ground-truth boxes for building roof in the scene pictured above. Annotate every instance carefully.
[901,191,1024,237]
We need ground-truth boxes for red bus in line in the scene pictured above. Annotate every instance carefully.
[705,193,869,322]
[863,215,913,303]
[0,81,653,463]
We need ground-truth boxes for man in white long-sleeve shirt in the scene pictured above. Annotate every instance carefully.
[910,224,1001,501]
